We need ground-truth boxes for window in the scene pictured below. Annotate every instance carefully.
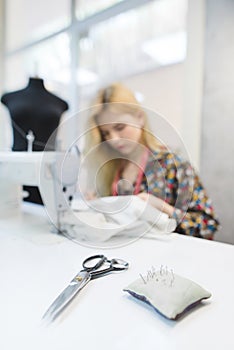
[5,33,70,103]
[77,0,187,98]
[76,0,125,20]
[5,0,70,51]
[3,0,188,109]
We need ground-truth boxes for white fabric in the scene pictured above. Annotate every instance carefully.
[61,195,176,242]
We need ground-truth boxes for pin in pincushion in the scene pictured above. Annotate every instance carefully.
[123,266,211,320]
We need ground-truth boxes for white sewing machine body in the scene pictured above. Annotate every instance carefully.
[0,151,176,245]
[0,151,79,231]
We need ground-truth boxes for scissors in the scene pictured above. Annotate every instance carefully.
[42,254,129,322]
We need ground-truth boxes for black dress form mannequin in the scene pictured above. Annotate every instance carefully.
[1,77,69,204]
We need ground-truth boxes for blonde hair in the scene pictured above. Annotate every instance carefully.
[83,83,163,196]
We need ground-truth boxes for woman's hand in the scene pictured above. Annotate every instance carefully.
[137,192,174,217]
[84,191,97,200]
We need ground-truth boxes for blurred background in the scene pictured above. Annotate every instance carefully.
[0,0,233,244]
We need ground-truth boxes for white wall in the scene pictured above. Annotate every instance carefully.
[123,64,185,156]
[182,0,205,170]
[0,0,4,92]
[0,0,11,151]
[123,64,183,132]
[201,0,234,244]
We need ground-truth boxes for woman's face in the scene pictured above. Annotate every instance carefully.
[97,111,144,155]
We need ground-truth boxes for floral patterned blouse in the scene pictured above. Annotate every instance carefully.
[116,150,220,238]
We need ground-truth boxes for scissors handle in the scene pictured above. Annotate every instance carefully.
[90,258,129,279]
[109,258,129,270]
[82,254,106,272]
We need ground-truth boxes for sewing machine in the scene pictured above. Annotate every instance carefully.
[0,150,79,232]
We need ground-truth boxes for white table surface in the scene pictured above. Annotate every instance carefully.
[0,204,234,350]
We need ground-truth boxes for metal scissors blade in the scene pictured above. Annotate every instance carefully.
[42,270,91,323]
[42,255,129,323]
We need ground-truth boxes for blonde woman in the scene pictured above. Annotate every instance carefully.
[83,83,219,239]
